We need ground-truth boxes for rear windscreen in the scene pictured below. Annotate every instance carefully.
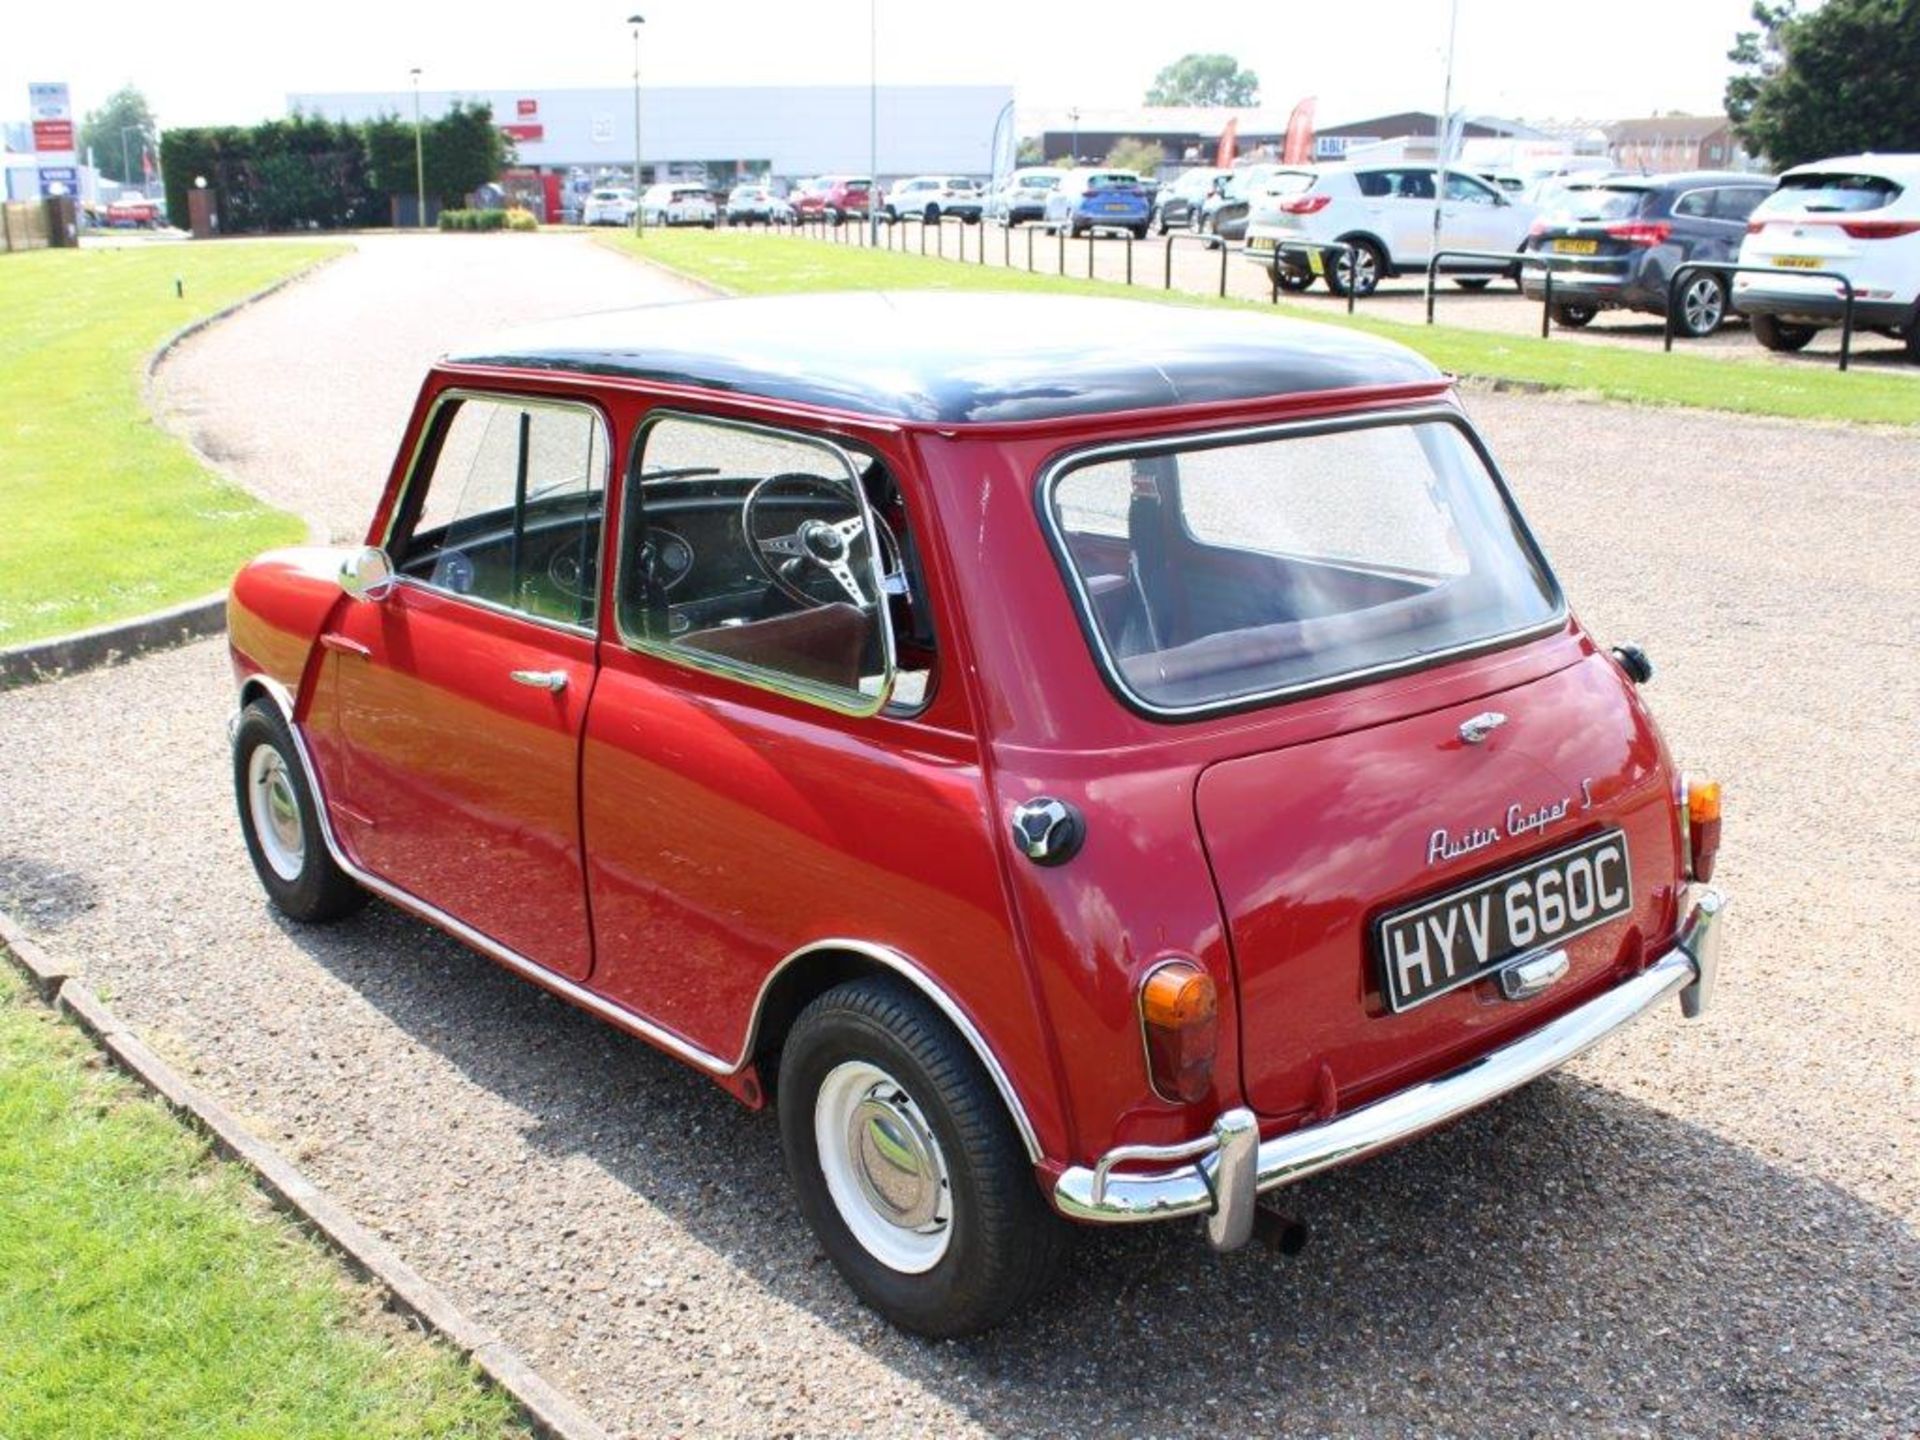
[1561,185,1651,219]
[1756,173,1903,215]
[1045,417,1563,714]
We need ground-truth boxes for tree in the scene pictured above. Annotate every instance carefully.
[1103,137,1166,176]
[1016,135,1045,165]
[1145,54,1259,108]
[81,85,158,187]
[1726,0,1920,167]
[423,101,513,207]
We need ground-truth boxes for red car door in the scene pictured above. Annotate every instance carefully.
[316,391,610,982]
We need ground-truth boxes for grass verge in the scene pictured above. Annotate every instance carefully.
[0,963,526,1438]
[609,230,1919,427]
[0,242,343,648]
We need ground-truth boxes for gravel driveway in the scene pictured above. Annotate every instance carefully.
[3,234,1916,1438]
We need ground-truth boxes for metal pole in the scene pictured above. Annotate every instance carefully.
[1125,234,1133,286]
[1218,240,1227,298]
[1087,232,1094,279]
[1543,265,1554,338]
[1429,0,1459,272]
[1165,236,1173,289]
[410,69,426,230]
[868,0,879,246]
[120,127,134,188]
[629,14,646,237]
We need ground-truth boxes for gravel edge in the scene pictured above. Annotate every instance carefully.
[0,907,611,1440]
[0,249,347,693]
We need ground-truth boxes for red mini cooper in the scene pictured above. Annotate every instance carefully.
[227,293,1726,1336]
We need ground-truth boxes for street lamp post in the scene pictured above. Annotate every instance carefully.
[629,13,646,237]
[868,0,879,245]
[410,68,426,229]
[119,125,141,188]
[1068,107,1080,166]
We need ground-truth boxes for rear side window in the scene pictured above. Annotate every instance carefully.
[1671,189,1714,219]
[1757,173,1903,215]
[1044,417,1562,715]
[1715,187,1769,222]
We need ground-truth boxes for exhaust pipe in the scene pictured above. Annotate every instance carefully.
[1252,1205,1309,1256]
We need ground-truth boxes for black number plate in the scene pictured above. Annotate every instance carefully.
[1375,830,1633,1014]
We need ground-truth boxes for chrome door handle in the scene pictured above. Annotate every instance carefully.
[509,669,568,692]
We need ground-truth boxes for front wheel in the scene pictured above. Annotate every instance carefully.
[233,700,366,924]
[777,977,1070,1337]
[1673,272,1728,337]
[1453,276,1494,291]
[1751,312,1817,352]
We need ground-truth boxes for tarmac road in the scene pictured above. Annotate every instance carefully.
[2,232,1916,1439]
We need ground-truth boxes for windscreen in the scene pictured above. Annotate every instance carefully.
[1756,172,1903,215]
[1046,418,1562,713]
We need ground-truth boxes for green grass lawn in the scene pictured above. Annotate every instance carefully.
[0,964,526,1439]
[610,230,1919,427]
[0,242,342,648]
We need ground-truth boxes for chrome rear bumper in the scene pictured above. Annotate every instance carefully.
[1054,887,1726,1249]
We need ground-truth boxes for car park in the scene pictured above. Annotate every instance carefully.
[985,168,1065,226]
[1152,166,1228,234]
[1043,170,1150,237]
[1520,171,1774,336]
[726,184,790,225]
[641,183,718,228]
[882,175,983,224]
[581,187,639,227]
[1734,154,1920,361]
[1247,162,1534,297]
[225,290,1726,1338]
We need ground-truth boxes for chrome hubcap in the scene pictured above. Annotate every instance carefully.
[248,745,305,882]
[815,1061,953,1272]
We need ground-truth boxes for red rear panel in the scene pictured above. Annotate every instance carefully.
[1197,653,1683,1119]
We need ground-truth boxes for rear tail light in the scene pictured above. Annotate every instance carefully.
[1746,220,1767,234]
[1139,960,1218,1104]
[1280,193,1331,215]
[1679,775,1723,883]
[1604,221,1672,246]
[1528,218,1549,237]
[1839,219,1920,240]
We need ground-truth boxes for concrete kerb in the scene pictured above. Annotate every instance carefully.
[0,913,611,1440]
[0,249,346,694]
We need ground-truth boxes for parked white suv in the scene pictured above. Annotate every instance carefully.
[882,176,984,224]
[642,183,718,228]
[1734,154,1920,361]
[581,187,638,227]
[1245,163,1536,296]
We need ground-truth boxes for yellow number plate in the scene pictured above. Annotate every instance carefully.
[1553,238,1599,255]
[1246,237,1274,253]
[1773,255,1821,269]
[1307,249,1325,276]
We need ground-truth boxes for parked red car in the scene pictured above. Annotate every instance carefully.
[227,293,1726,1336]
[789,174,872,224]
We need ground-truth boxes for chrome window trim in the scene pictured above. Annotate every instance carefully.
[1035,404,1570,721]
[233,678,1040,1163]
[612,408,899,721]
[379,387,614,632]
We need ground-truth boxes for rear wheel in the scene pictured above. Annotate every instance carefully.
[1271,265,1314,292]
[1550,301,1598,329]
[1453,276,1494,291]
[233,700,366,924]
[1323,238,1384,297]
[1130,224,1149,240]
[1905,312,1920,365]
[777,977,1069,1337]
[1673,272,1728,337]
[924,204,940,225]
[1751,313,1817,352]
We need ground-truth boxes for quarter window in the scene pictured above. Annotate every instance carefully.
[618,414,919,715]
[394,396,607,630]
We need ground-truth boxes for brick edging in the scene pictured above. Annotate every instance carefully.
[0,910,611,1440]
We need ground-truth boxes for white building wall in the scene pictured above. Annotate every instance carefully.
[288,85,1013,180]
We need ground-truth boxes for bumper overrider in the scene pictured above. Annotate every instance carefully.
[1054,887,1727,1249]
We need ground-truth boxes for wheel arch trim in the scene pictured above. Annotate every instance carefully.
[233,682,1044,1164]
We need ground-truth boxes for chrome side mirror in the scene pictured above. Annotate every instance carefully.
[338,546,395,602]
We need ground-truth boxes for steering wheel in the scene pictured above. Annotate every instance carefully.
[742,471,900,610]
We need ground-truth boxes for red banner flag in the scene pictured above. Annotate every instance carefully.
[1215,117,1239,170]
[142,147,155,181]
[1282,97,1318,165]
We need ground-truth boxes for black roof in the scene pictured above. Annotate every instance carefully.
[444,292,1443,426]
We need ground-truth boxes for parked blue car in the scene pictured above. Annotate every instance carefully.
[1044,170,1151,238]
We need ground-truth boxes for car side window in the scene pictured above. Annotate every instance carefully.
[393,396,607,631]
[1715,187,1768,222]
[1672,189,1713,219]
[1444,172,1497,205]
[1356,171,1392,200]
[618,414,928,715]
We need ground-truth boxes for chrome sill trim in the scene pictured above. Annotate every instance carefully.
[1055,888,1725,1230]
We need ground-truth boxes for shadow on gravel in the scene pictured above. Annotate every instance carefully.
[289,899,1919,1440]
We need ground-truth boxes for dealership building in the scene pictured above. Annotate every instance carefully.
[289,84,1013,216]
